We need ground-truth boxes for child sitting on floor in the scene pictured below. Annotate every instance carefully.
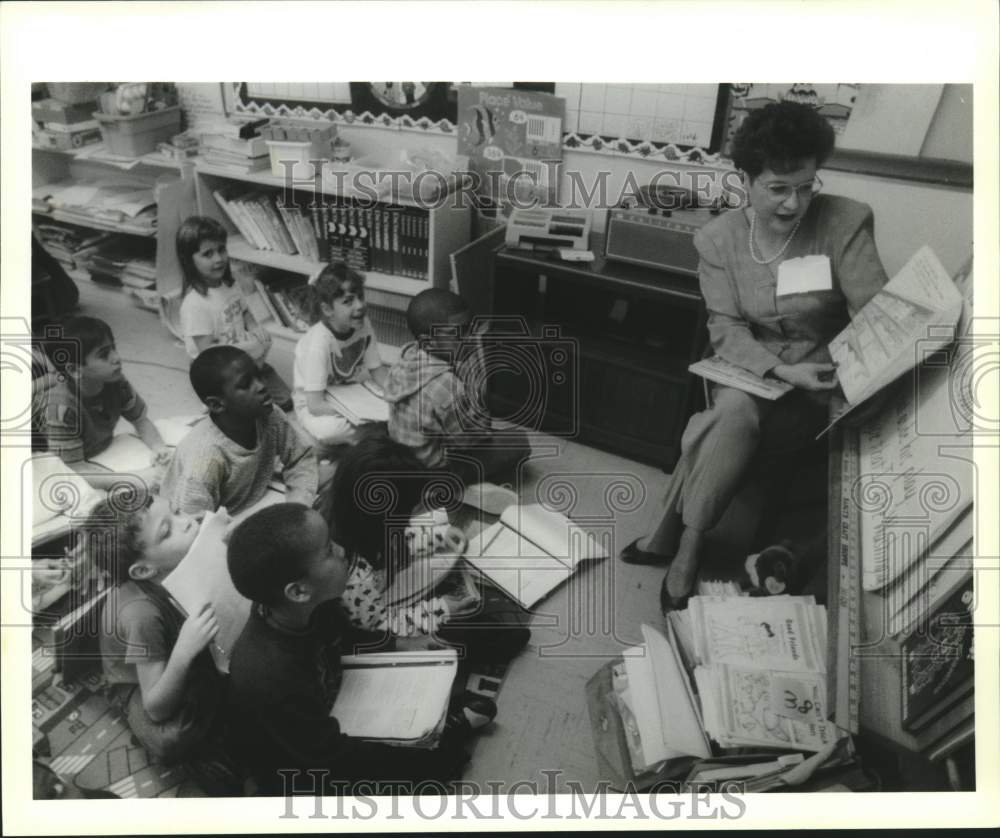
[160,345,321,517]
[331,435,531,663]
[292,262,388,449]
[90,491,239,792]
[225,502,495,795]
[176,216,292,411]
[383,288,531,485]
[33,315,170,490]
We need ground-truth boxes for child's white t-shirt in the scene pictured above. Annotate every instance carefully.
[292,319,382,413]
[179,285,264,359]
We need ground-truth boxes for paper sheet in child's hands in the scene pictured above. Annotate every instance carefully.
[162,508,251,674]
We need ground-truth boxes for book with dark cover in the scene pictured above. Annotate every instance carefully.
[900,573,974,732]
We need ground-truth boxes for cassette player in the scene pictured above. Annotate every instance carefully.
[604,207,721,277]
[505,208,591,252]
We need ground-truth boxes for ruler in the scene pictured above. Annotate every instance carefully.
[827,426,862,734]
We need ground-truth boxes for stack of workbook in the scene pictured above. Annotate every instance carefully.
[681,595,839,752]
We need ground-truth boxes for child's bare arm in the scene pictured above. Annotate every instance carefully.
[304,391,343,417]
[131,416,171,467]
[369,365,389,388]
[135,604,218,722]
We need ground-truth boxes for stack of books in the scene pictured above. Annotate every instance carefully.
[201,128,271,173]
[33,222,111,268]
[309,203,431,279]
[214,187,320,261]
[676,594,839,752]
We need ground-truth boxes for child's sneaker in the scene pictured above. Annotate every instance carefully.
[405,508,467,559]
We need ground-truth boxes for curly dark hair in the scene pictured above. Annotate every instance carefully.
[730,101,835,178]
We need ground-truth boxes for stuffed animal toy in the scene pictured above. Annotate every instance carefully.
[744,541,804,596]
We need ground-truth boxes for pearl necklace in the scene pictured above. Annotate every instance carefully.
[749,209,802,265]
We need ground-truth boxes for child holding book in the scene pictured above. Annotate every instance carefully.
[33,315,170,490]
[160,345,321,517]
[226,503,495,795]
[176,216,292,411]
[331,436,531,663]
[384,288,531,485]
[292,262,388,449]
[91,491,239,791]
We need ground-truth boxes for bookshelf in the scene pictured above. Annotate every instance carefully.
[191,162,471,349]
[32,145,180,311]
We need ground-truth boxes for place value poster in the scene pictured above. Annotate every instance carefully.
[457,86,565,209]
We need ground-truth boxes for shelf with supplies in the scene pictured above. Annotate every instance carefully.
[32,142,178,313]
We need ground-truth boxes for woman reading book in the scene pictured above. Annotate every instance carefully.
[621,101,889,608]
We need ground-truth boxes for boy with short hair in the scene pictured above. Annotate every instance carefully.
[383,288,531,484]
[92,492,238,791]
[33,315,170,490]
[160,345,320,516]
[226,503,492,795]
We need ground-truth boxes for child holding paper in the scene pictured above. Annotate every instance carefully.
[90,492,240,792]
[292,262,388,448]
[225,503,495,795]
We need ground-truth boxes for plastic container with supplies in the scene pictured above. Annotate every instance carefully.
[265,138,329,179]
[92,106,182,158]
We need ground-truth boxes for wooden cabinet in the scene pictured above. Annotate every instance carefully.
[484,234,707,469]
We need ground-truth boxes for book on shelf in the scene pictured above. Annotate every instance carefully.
[201,133,269,158]
[162,510,252,675]
[330,649,458,747]
[213,188,263,250]
[251,278,283,324]
[265,285,309,332]
[463,502,609,609]
[202,148,271,173]
[900,572,974,733]
[52,587,111,684]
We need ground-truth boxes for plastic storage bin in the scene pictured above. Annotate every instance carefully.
[265,138,328,179]
[93,106,182,158]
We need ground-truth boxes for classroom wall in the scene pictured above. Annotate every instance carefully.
[193,84,974,276]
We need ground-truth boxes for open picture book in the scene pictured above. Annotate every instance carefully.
[688,246,964,434]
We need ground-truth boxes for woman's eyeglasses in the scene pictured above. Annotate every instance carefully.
[760,176,823,203]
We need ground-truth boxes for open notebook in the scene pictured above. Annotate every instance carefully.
[331,649,458,747]
[464,503,609,609]
[161,509,252,674]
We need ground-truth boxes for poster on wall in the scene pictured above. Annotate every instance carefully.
[457,86,565,209]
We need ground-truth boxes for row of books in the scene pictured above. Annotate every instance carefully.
[247,278,309,333]
[213,186,433,281]
[213,188,321,262]
[307,204,431,281]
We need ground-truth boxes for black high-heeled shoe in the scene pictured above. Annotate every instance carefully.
[619,537,672,566]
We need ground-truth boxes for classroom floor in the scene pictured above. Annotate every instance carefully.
[46,278,684,793]
[34,279,960,796]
